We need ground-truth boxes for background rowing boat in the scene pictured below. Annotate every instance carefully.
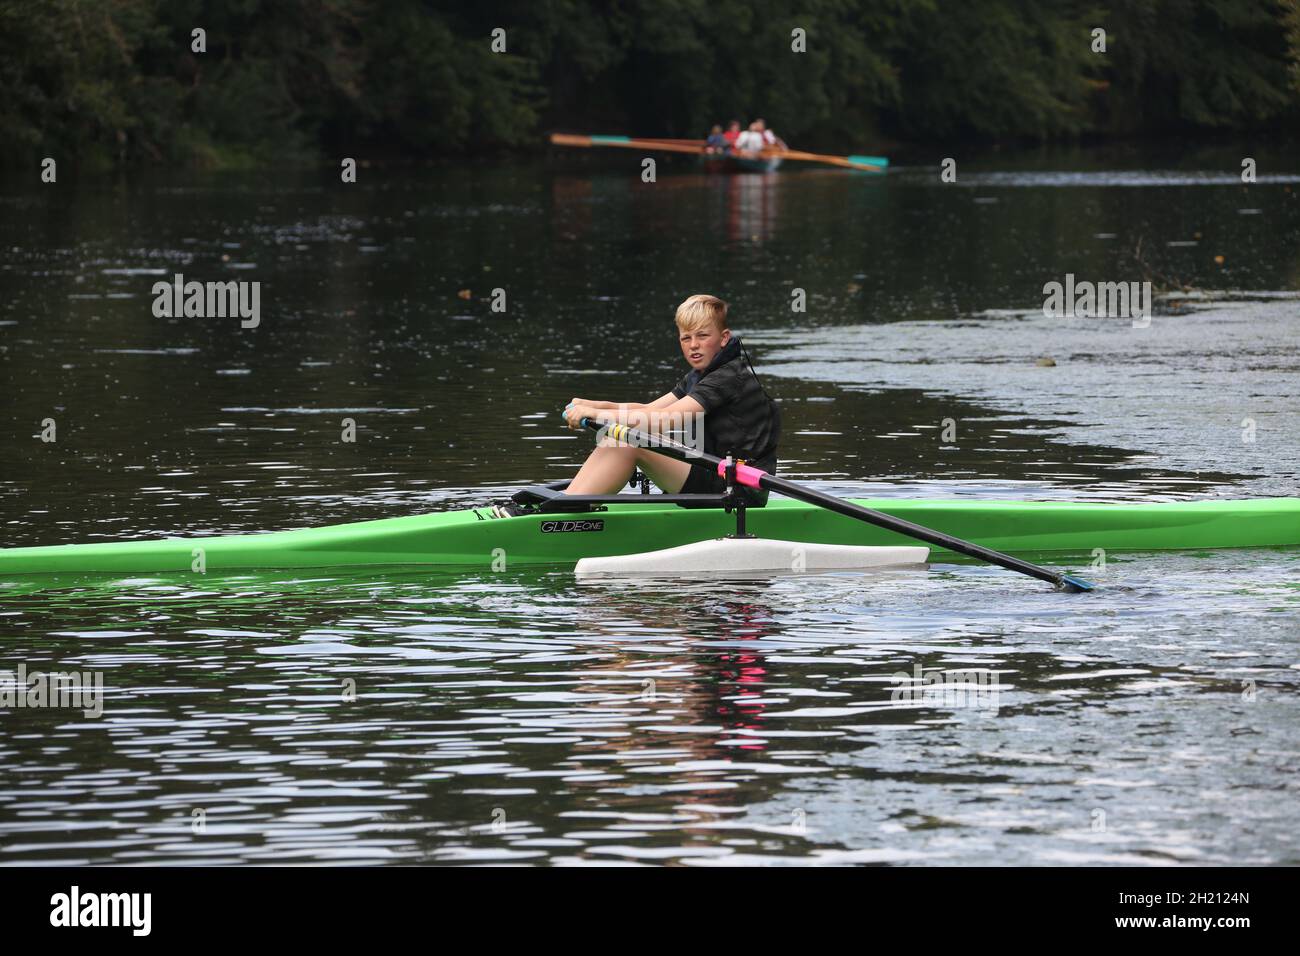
[700,152,784,173]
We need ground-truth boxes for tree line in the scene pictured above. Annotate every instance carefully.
[2,0,1297,168]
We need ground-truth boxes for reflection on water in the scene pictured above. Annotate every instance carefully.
[1,548,1297,865]
[718,172,782,245]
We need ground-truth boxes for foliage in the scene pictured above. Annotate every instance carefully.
[1098,0,1295,133]
[1283,0,1300,93]
[0,0,1295,167]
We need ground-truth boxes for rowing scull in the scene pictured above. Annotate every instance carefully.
[0,496,1295,579]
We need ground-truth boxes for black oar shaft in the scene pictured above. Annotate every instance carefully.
[580,418,1092,592]
[762,474,1070,588]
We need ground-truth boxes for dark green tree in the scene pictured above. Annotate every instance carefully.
[0,0,1295,168]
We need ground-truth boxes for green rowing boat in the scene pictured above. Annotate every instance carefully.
[0,497,1296,578]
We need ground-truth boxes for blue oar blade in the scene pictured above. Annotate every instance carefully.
[1058,575,1095,593]
[847,155,889,168]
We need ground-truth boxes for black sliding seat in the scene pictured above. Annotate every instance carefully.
[510,471,753,513]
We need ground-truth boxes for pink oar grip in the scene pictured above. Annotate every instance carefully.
[716,460,767,488]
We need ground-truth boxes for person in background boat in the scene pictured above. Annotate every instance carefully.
[705,125,729,153]
[722,119,742,149]
[541,294,780,508]
[754,118,788,151]
[733,121,766,156]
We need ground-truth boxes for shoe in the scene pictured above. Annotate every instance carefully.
[489,501,529,518]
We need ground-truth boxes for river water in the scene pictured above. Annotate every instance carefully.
[1,146,1298,865]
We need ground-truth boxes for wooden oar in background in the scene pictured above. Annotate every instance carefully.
[636,137,711,147]
[549,133,703,156]
[780,148,888,172]
[548,133,889,173]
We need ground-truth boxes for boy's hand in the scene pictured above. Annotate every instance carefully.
[563,402,593,430]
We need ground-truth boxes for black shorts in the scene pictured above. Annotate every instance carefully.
[680,462,770,506]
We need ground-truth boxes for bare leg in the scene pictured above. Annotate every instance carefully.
[566,444,692,494]
[637,449,693,493]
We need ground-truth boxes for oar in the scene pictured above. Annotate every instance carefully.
[549,133,889,173]
[773,149,888,172]
[579,418,1093,592]
[549,133,705,156]
[614,138,883,166]
[637,137,709,147]
[627,140,890,168]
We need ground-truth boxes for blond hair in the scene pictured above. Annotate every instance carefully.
[675,294,728,334]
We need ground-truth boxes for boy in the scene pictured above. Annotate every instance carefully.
[560,294,780,502]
